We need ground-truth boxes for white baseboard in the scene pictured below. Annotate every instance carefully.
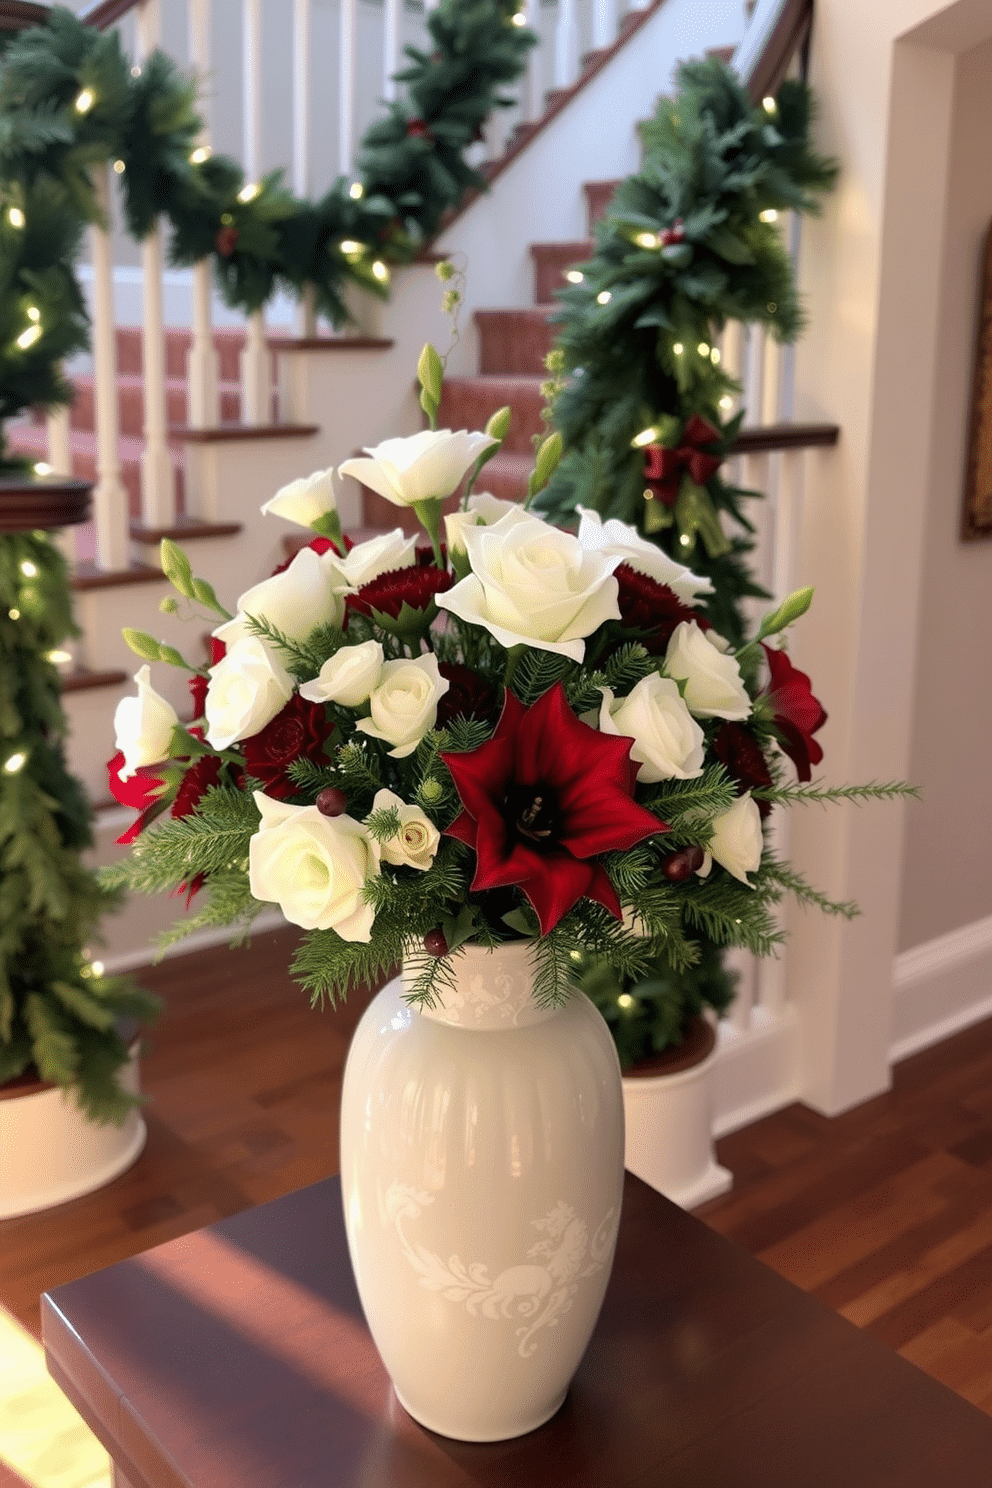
[710,1003,803,1138]
[890,915,992,1064]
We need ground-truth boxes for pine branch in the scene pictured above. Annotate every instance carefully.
[754,779,919,808]
[761,857,860,919]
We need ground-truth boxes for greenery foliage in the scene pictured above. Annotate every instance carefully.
[0,1,534,465]
[0,530,159,1119]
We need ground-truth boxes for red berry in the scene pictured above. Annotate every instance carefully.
[423,928,449,957]
[316,787,348,817]
[662,845,706,882]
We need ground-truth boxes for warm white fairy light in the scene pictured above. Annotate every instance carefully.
[27,306,40,321]
[237,182,261,203]
[8,207,25,229]
[349,181,364,199]
[617,993,634,1009]
[339,239,364,258]
[90,960,105,977]
[762,96,776,113]
[672,341,684,355]
[679,534,691,546]
[596,290,612,305]
[719,394,734,411]
[759,208,778,223]
[511,9,527,24]
[371,260,389,282]
[564,269,584,284]
[631,426,657,448]
[46,649,72,665]
[3,751,26,774]
[113,159,126,174]
[190,146,211,165]
[710,346,721,365]
[20,560,38,578]
[697,341,710,357]
[131,65,142,78]
[75,89,95,114]
[634,231,660,249]
[16,324,42,349]
[33,461,51,476]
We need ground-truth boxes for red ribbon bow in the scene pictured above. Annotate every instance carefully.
[643,414,723,507]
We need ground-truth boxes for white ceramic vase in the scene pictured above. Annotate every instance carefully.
[339,940,625,1442]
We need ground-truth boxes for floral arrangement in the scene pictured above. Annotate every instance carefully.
[104,348,909,1034]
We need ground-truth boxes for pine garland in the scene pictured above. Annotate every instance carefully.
[0,530,159,1120]
[0,2,535,467]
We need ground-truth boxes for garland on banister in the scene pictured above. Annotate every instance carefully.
[0,0,535,463]
[539,60,838,644]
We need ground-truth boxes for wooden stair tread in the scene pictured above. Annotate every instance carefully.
[71,561,165,591]
[268,335,394,352]
[172,422,320,443]
[60,666,129,693]
[130,517,243,543]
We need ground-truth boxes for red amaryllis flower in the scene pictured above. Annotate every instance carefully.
[240,693,334,799]
[712,723,774,819]
[762,644,827,782]
[347,563,453,622]
[436,662,500,729]
[172,754,224,820]
[614,563,707,654]
[442,683,665,933]
[107,752,168,844]
[270,535,341,578]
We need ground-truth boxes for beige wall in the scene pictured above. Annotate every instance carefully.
[897,35,992,950]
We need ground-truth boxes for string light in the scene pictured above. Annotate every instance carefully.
[596,290,612,305]
[672,342,684,355]
[46,649,72,665]
[339,239,364,257]
[3,752,26,774]
[762,96,776,113]
[219,212,234,225]
[349,181,364,199]
[371,260,389,282]
[679,534,691,546]
[8,207,25,229]
[131,65,142,78]
[16,324,42,349]
[617,993,634,1009]
[511,9,527,25]
[33,461,51,476]
[20,560,38,578]
[634,231,659,249]
[710,347,721,365]
[631,426,657,448]
[564,269,584,284]
[8,608,20,620]
[26,306,39,321]
[91,960,105,977]
[113,159,126,174]
[237,181,261,203]
[759,209,778,223]
[189,146,211,165]
[697,341,710,357]
[75,88,95,114]
[719,394,734,411]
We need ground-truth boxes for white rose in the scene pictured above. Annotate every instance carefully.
[444,492,523,557]
[203,637,294,749]
[322,529,418,591]
[339,428,498,508]
[299,640,384,708]
[598,676,705,783]
[664,621,751,720]
[248,791,380,939]
[437,509,621,661]
[113,666,179,780]
[356,654,449,758]
[704,793,763,885]
[261,468,337,529]
[213,547,343,649]
[370,788,440,871]
[577,508,713,603]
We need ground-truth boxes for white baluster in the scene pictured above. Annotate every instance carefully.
[553,0,579,87]
[89,167,129,572]
[241,0,269,424]
[592,0,615,50]
[383,0,400,102]
[187,0,220,429]
[522,0,541,121]
[339,0,357,175]
[742,325,766,429]
[723,947,757,1035]
[45,404,71,476]
[293,0,316,339]
[134,0,176,526]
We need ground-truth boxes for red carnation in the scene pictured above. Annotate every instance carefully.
[347,563,452,622]
[270,535,340,578]
[712,723,774,819]
[107,752,168,844]
[442,683,665,934]
[240,693,334,799]
[614,563,707,654]
[436,662,499,730]
[762,644,827,782]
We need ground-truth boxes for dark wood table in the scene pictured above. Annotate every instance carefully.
[42,1173,992,1487]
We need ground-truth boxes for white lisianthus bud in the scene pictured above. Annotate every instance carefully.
[437,509,621,661]
[598,676,705,782]
[204,637,294,749]
[577,508,713,603]
[248,791,381,939]
[356,654,449,757]
[444,492,523,557]
[213,547,343,648]
[299,640,384,708]
[706,793,763,885]
[370,788,440,871]
[261,468,337,529]
[664,621,751,720]
[322,528,417,590]
[113,666,179,780]
[339,428,498,508]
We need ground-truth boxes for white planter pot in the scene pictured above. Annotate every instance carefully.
[340,941,625,1442]
[622,1020,731,1209]
[0,1042,146,1219]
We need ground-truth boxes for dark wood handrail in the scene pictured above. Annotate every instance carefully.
[731,421,838,455]
[77,0,141,29]
[0,2,49,32]
[735,0,814,103]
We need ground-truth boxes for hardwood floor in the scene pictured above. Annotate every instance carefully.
[3,929,992,1418]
